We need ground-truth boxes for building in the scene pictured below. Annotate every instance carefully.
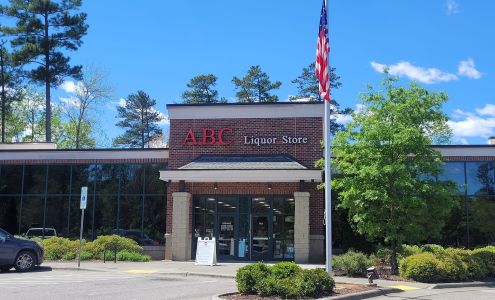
[1,102,494,262]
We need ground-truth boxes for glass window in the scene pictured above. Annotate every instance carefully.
[121,164,144,194]
[21,196,44,234]
[93,195,117,236]
[0,196,20,234]
[47,165,71,195]
[0,165,23,194]
[144,196,165,245]
[45,196,69,237]
[466,162,495,196]
[194,196,205,213]
[146,164,166,194]
[71,165,90,193]
[440,162,465,194]
[23,165,47,195]
[97,164,121,194]
[217,196,237,213]
[120,195,143,233]
[252,197,271,214]
[469,196,495,246]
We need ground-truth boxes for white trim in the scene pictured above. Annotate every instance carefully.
[0,143,57,150]
[0,149,169,161]
[159,169,322,182]
[434,146,495,157]
[168,103,324,120]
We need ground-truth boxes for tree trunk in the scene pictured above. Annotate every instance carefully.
[44,12,52,143]
[391,239,399,275]
[0,49,5,143]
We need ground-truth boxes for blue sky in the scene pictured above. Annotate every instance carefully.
[4,0,495,145]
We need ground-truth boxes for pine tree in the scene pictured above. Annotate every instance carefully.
[114,91,164,148]
[290,62,341,102]
[0,41,21,143]
[182,74,225,104]
[232,65,281,103]
[0,0,88,142]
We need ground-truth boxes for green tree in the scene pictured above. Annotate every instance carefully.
[182,74,226,104]
[331,77,456,274]
[0,41,22,143]
[232,65,281,103]
[291,62,350,134]
[114,90,164,148]
[59,67,112,148]
[290,62,341,102]
[0,0,88,142]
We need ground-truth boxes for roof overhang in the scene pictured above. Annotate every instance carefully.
[159,169,322,183]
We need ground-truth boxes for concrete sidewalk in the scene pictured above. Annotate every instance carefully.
[47,260,431,290]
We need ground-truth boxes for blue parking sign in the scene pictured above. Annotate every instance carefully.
[80,187,88,209]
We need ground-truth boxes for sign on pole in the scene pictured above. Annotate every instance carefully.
[195,237,217,266]
[78,186,88,269]
[80,186,88,209]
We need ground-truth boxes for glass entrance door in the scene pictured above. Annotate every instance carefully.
[217,215,236,259]
[251,215,272,260]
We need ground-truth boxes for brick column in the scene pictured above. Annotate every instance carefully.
[171,192,192,261]
[294,191,310,263]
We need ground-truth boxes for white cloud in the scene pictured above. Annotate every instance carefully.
[458,58,482,79]
[370,61,458,84]
[60,96,81,108]
[445,0,459,15]
[448,106,495,142]
[152,108,170,126]
[476,104,495,116]
[60,80,84,94]
[118,98,126,107]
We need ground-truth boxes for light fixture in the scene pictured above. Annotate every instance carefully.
[268,183,272,190]
[214,183,218,190]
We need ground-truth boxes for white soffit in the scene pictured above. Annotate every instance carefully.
[434,146,495,157]
[0,149,169,161]
[168,103,324,119]
[159,169,322,182]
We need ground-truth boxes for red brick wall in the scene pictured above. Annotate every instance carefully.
[169,117,323,169]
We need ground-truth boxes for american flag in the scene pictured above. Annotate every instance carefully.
[316,0,330,102]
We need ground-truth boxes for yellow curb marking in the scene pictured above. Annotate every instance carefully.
[390,285,420,291]
[126,269,158,274]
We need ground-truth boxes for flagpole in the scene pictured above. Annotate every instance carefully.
[324,0,333,275]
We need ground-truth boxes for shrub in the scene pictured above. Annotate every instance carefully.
[270,262,302,279]
[471,246,495,277]
[400,253,445,283]
[421,244,445,255]
[41,237,80,260]
[236,262,271,294]
[295,268,335,298]
[439,249,469,282]
[374,247,392,266]
[79,250,93,261]
[332,250,372,277]
[445,248,487,280]
[116,251,150,262]
[85,235,142,258]
[400,245,423,258]
[62,252,76,261]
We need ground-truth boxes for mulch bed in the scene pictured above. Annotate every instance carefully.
[219,283,376,299]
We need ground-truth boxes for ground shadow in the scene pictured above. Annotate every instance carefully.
[0,266,52,274]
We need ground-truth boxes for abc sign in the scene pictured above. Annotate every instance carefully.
[183,128,233,145]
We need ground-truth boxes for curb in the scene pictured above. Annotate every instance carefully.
[430,281,495,289]
[211,288,403,300]
[49,266,236,278]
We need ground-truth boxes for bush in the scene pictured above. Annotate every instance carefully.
[41,237,80,260]
[62,252,76,261]
[400,253,444,283]
[332,250,372,277]
[236,262,271,294]
[439,249,469,282]
[235,262,334,299]
[79,250,93,261]
[421,244,445,255]
[400,245,423,258]
[471,246,495,277]
[116,251,150,262]
[295,268,335,298]
[373,247,392,266]
[84,235,142,258]
[271,262,302,279]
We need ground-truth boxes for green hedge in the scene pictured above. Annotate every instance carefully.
[236,262,334,299]
[332,250,373,277]
[33,235,144,261]
[400,246,495,282]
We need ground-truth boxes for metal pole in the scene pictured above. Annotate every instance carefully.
[324,0,332,274]
[78,208,85,269]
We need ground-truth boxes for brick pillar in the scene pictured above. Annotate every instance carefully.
[171,192,192,261]
[294,191,310,263]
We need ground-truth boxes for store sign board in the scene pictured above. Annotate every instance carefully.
[195,237,217,266]
[80,187,88,209]
[183,128,308,146]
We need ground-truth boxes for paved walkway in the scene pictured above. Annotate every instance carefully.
[47,260,431,290]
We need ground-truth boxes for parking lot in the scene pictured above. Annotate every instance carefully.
[0,267,237,300]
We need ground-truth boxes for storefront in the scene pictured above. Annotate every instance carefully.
[159,102,325,263]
